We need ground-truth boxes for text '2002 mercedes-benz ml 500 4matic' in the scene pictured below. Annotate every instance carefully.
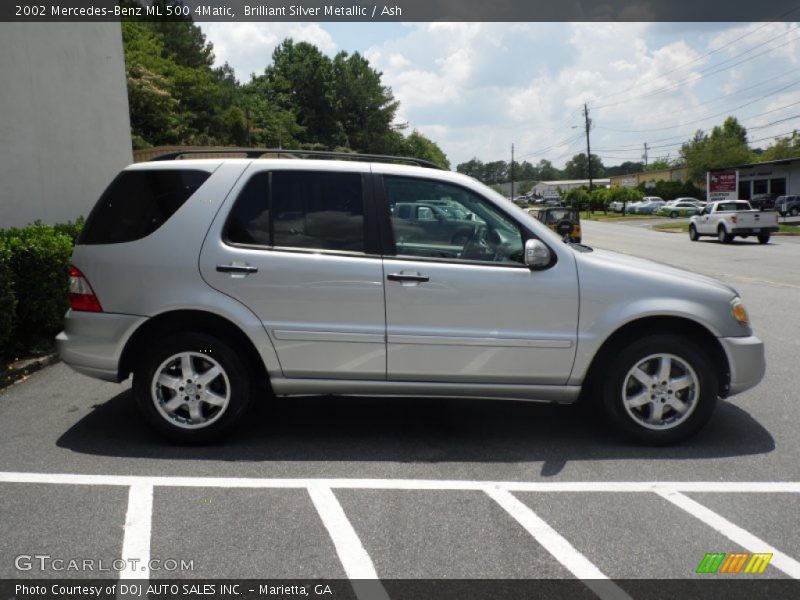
[57,150,765,445]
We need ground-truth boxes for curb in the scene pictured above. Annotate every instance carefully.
[1,353,60,390]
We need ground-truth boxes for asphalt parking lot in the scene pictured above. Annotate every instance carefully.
[0,220,798,597]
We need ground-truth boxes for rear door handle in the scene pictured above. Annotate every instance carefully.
[216,264,258,274]
[387,272,429,283]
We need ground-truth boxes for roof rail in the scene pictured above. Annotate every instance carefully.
[147,147,444,170]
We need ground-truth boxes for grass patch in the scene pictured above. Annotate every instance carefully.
[581,211,660,222]
[652,222,800,235]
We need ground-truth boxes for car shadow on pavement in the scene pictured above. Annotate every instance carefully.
[56,388,775,477]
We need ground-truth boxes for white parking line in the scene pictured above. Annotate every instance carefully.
[307,485,390,600]
[1,471,799,492]
[486,488,633,600]
[119,483,153,580]
[2,472,799,586]
[655,488,800,579]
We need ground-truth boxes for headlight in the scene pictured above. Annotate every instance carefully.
[731,298,749,325]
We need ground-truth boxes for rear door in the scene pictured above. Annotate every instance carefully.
[378,174,579,385]
[200,163,386,380]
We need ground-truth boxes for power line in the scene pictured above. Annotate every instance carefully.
[593,29,800,111]
[590,5,800,105]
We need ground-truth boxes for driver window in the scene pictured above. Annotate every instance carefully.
[384,176,524,264]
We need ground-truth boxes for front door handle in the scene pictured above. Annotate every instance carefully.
[387,272,429,283]
[217,264,258,274]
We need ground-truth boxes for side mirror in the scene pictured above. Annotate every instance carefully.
[524,239,552,269]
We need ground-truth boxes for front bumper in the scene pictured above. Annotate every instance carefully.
[718,335,766,396]
[56,310,146,382]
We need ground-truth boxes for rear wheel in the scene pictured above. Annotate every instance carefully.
[670,211,678,218]
[717,226,732,244]
[758,233,770,244]
[133,333,252,443]
[689,225,699,241]
[790,207,799,217]
[600,334,718,445]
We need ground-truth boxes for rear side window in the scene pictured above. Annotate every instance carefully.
[79,170,210,244]
[225,171,365,253]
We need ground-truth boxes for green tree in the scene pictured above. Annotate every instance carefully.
[400,130,450,169]
[265,39,343,147]
[331,51,399,153]
[536,159,561,181]
[760,131,800,161]
[563,153,607,179]
[680,117,754,182]
[456,158,486,180]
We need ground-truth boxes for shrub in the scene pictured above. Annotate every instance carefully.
[0,240,16,356]
[52,216,85,245]
[1,224,73,353]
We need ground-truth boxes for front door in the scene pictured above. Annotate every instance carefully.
[380,175,579,384]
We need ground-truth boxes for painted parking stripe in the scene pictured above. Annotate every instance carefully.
[486,488,633,600]
[119,483,153,580]
[655,488,800,579]
[307,485,389,600]
[1,472,799,493]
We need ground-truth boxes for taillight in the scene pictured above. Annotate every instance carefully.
[731,215,738,224]
[69,266,103,312]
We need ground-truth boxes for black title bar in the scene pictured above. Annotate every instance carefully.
[3,0,800,22]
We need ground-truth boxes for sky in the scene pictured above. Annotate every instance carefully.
[201,22,800,168]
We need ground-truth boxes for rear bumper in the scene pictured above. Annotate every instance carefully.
[731,227,778,235]
[56,311,147,382]
[718,335,766,397]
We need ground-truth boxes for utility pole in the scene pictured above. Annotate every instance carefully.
[584,103,593,191]
[643,142,649,167]
[510,143,515,200]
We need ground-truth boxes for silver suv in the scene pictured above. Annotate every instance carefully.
[57,150,765,445]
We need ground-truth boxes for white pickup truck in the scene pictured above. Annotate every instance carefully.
[689,200,779,244]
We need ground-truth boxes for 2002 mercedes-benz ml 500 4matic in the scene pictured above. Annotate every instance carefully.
[57,150,765,445]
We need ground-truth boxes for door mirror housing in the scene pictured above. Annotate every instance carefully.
[524,239,552,269]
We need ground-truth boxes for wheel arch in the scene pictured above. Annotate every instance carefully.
[580,316,731,401]
[118,310,271,394]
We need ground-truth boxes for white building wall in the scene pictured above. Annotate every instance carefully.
[0,23,132,228]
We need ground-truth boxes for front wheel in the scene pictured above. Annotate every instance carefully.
[600,334,718,445]
[670,211,678,218]
[689,225,699,241]
[790,207,798,217]
[133,333,252,443]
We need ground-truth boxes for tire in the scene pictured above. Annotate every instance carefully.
[670,211,678,219]
[791,207,799,217]
[758,233,770,244]
[717,226,732,244]
[689,225,699,241]
[133,332,252,443]
[600,334,718,445]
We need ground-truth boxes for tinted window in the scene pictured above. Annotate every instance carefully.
[225,171,365,252]
[79,170,210,245]
[273,171,364,251]
[224,173,270,245]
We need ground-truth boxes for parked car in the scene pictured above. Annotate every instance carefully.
[689,200,779,244]
[657,200,702,218]
[630,200,666,215]
[749,193,778,211]
[525,206,581,243]
[57,149,765,445]
[773,195,800,217]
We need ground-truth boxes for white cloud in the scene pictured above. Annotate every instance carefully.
[204,22,336,81]
[201,22,800,167]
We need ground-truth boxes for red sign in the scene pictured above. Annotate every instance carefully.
[707,170,738,201]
